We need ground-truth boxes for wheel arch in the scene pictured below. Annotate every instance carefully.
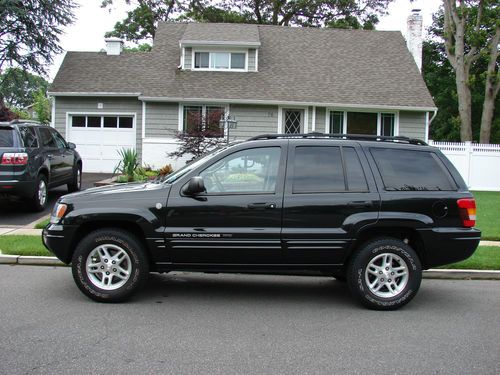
[345,225,428,269]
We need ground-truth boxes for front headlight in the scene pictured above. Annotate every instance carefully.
[50,203,68,224]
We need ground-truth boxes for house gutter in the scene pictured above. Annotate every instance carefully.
[47,92,141,97]
[139,96,438,112]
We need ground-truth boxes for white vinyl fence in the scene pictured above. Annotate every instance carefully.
[429,140,500,191]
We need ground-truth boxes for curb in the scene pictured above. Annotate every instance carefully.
[0,255,65,267]
[423,269,500,280]
[1,255,500,279]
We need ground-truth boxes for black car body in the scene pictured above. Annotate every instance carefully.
[43,134,480,309]
[0,120,82,210]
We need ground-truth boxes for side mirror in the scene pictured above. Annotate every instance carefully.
[182,176,206,196]
[68,142,76,150]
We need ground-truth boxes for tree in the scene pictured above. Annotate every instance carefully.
[102,0,394,42]
[168,109,226,162]
[423,15,500,143]
[441,0,499,143]
[32,89,51,124]
[0,68,49,108]
[0,0,76,112]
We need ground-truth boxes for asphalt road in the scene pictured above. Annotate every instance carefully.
[0,173,112,226]
[0,266,498,375]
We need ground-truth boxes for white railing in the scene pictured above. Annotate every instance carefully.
[429,140,500,191]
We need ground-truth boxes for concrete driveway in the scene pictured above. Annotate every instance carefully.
[0,173,112,226]
[0,267,499,374]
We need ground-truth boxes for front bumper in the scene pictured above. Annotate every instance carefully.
[417,227,481,268]
[42,224,78,264]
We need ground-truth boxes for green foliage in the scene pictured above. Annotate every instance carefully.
[0,68,49,108]
[440,246,500,270]
[114,148,139,181]
[102,0,395,42]
[32,89,51,124]
[123,43,153,52]
[0,0,76,79]
[0,235,52,257]
[9,107,30,120]
[473,191,500,241]
[423,8,500,143]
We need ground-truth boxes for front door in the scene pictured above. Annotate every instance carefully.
[165,144,286,264]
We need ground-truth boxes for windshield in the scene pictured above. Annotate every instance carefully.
[162,146,229,184]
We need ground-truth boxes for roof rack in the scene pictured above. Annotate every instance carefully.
[8,119,41,125]
[247,132,427,146]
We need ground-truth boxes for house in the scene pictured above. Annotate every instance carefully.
[49,11,435,173]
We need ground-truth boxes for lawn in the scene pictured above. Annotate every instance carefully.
[0,235,51,257]
[34,218,50,229]
[0,235,499,270]
[473,191,500,241]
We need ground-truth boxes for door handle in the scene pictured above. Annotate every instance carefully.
[347,201,373,208]
[247,202,276,209]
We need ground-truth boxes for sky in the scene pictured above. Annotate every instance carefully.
[47,0,442,80]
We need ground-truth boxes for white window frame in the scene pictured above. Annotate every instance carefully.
[325,109,399,136]
[66,112,136,137]
[178,103,230,138]
[192,49,248,72]
[278,106,309,134]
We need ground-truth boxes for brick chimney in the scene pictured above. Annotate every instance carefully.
[105,37,123,56]
[406,9,423,72]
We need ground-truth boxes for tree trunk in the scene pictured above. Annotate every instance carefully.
[455,64,473,141]
[479,27,499,144]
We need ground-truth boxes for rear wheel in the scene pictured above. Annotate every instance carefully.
[67,164,82,192]
[71,229,149,302]
[30,174,48,212]
[347,237,422,310]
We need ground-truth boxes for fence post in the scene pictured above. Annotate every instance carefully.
[465,141,472,187]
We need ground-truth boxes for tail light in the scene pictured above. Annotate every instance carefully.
[1,153,28,165]
[457,198,476,227]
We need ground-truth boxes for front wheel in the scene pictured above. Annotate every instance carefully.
[71,229,149,302]
[347,237,422,310]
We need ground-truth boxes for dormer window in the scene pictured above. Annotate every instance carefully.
[193,51,247,71]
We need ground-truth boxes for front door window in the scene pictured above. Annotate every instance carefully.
[284,110,302,134]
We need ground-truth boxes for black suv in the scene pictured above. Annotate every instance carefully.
[43,134,480,309]
[0,120,82,211]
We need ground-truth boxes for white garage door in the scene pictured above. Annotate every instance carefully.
[68,114,136,173]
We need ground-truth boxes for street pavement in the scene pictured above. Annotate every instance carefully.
[0,266,498,374]
[0,173,112,226]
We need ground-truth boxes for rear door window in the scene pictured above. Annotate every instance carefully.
[370,148,456,191]
[38,127,58,148]
[292,146,368,193]
[19,127,39,148]
[0,128,15,147]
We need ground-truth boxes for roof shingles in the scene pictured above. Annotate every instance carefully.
[50,22,435,109]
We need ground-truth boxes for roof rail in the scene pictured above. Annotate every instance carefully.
[247,133,428,146]
[7,119,41,125]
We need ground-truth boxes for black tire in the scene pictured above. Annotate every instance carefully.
[347,237,422,310]
[30,174,48,212]
[67,164,82,193]
[71,228,149,302]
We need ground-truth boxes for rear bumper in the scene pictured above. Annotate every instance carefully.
[42,224,78,264]
[417,227,481,268]
[0,180,35,197]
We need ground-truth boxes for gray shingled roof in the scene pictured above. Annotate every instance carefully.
[180,23,260,45]
[50,22,435,109]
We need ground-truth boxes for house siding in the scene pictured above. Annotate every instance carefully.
[145,102,179,137]
[229,104,278,139]
[184,47,192,69]
[53,96,143,159]
[399,111,426,140]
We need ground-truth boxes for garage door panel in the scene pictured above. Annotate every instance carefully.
[68,118,136,173]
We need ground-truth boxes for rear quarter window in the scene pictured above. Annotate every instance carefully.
[370,148,456,191]
[0,128,15,147]
[19,126,39,148]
